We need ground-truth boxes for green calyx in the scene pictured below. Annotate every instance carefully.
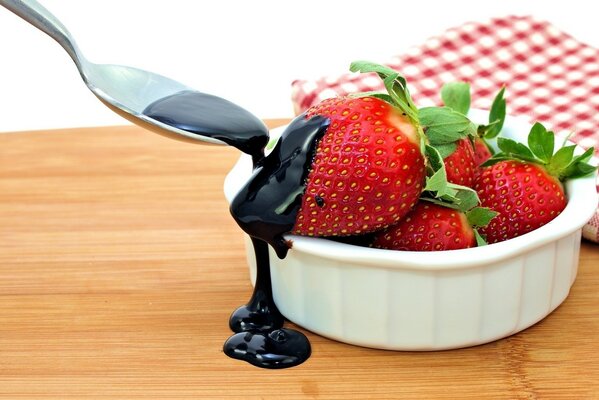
[423,145,480,211]
[482,121,597,181]
[465,207,498,228]
[438,82,507,158]
[421,82,476,156]
[418,81,477,159]
[418,107,476,150]
[422,145,496,247]
[440,81,506,140]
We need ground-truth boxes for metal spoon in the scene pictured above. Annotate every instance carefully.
[0,0,231,146]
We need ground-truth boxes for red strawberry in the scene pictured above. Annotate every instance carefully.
[443,137,476,186]
[371,202,476,251]
[475,161,565,243]
[474,122,596,244]
[473,137,493,166]
[292,95,426,236]
[420,82,478,187]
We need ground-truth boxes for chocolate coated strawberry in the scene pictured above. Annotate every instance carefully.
[293,96,425,236]
[289,62,429,237]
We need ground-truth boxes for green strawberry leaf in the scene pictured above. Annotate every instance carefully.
[453,187,480,211]
[421,185,480,213]
[420,196,459,210]
[478,119,500,136]
[466,207,498,228]
[424,145,481,211]
[441,81,471,115]
[424,166,449,194]
[474,230,488,246]
[424,184,479,211]
[496,137,537,161]
[424,171,449,195]
[571,146,595,165]
[562,161,598,179]
[559,147,597,179]
[485,87,506,139]
[419,107,473,144]
[423,145,456,200]
[469,206,498,247]
[478,123,495,138]
[425,144,445,173]
[465,121,478,137]
[434,142,458,159]
[567,147,594,172]
[547,144,576,176]
[528,122,554,163]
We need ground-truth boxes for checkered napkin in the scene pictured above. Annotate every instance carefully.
[290,15,599,243]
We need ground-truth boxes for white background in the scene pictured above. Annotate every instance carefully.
[1,0,598,132]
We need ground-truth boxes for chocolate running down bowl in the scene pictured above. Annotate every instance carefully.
[224,110,598,350]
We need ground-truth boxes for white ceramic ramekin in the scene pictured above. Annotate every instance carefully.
[223,110,598,351]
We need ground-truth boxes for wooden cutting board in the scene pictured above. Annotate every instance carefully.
[1,121,598,399]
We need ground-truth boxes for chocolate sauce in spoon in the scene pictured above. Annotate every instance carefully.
[143,90,269,163]
[142,92,329,369]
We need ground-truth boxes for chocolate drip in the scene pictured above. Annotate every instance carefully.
[142,90,327,369]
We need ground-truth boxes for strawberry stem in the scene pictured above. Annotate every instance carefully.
[349,60,427,154]
[349,61,419,124]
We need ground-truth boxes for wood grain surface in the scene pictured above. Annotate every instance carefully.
[1,121,598,399]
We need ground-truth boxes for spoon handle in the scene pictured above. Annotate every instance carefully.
[0,0,82,66]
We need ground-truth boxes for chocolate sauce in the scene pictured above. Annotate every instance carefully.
[228,237,283,333]
[229,115,330,259]
[223,328,311,369]
[142,90,269,161]
[224,115,329,369]
[143,88,328,369]
[224,237,311,369]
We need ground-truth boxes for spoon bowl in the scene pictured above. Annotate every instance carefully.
[0,0,266,147]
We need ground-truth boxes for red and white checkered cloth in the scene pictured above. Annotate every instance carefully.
[291,15,599,243]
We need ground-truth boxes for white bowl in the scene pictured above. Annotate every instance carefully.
[223,110,598,351]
